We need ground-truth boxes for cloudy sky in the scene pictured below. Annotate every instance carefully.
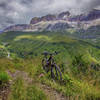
[0,0,100,30]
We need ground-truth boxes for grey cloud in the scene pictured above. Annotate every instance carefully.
[0,2,7,9]
[0,1,11,11]
[88,0,100,10]
[21,0,33,5]
[0,0,100,30]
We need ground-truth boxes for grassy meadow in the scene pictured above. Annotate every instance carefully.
[0,31,100,100]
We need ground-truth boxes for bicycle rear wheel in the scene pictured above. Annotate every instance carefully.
[51,64,62,80]
[42,59,50,73]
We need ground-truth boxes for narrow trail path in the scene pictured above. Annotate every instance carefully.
[6,70,68,100]
[38,83,68,100]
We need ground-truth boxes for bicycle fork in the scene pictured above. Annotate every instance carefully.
[51,65,54,78]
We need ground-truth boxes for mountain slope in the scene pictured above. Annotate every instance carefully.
[3,9,100,32]
[0,31,100,63]
[0,31,100,100]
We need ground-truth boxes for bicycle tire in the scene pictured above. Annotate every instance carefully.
[42,59,50,72]
[51,64,62,80]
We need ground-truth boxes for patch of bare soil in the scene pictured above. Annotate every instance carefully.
[0,83,10,100]
[7,70,32,83]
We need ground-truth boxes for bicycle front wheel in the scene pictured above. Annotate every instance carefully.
[51,64,62,81]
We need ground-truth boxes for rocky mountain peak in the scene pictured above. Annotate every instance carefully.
[41,14,56,21]
[87,9,100,20]
[30,14,56,24]
[3,9,100,32]
[69,9,100,21]
[58,11,70,19]
[30,11,70,24]
[30,17,41,24]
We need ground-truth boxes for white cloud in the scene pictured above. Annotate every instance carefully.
[0,0,100,29]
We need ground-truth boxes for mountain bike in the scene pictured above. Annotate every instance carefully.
[42,51,62,80]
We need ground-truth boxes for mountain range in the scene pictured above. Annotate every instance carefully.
[3,8,100,32]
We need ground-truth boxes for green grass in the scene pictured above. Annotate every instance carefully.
[8,77,47,100]
[26,85,47,100]
[0,31,100,100]
[0,72,10,84]
[0,45,5,49]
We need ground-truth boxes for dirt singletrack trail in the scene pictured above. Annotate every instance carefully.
[38,83,68,100]
[6,70,68,100]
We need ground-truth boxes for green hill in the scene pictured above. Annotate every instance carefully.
[0,31,100,100]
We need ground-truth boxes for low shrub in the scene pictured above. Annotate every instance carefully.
[0,72,10,85]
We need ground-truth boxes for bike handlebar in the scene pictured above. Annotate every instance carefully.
[42,51,60,56]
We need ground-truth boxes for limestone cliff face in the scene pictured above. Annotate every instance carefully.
[83,9,100,21]
[69,9,100,21]
[58,11,70,20]
[40,15,56,21]
[30,11,71,24]
[30,17,41,24]
[30,9,100,24]
[30,15,56,24]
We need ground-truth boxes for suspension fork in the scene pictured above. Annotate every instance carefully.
[51,63,55,78]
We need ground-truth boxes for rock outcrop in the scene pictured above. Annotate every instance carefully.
[69,9,100,21]
[58,11,70,20]
[30,15,56,24]
[30,17,40,24]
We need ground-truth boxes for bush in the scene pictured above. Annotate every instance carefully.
[0,72,10,85]
[72,54,89,73]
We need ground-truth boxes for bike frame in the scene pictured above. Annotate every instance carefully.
[42,52,62,80]
[44,54,55,66]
